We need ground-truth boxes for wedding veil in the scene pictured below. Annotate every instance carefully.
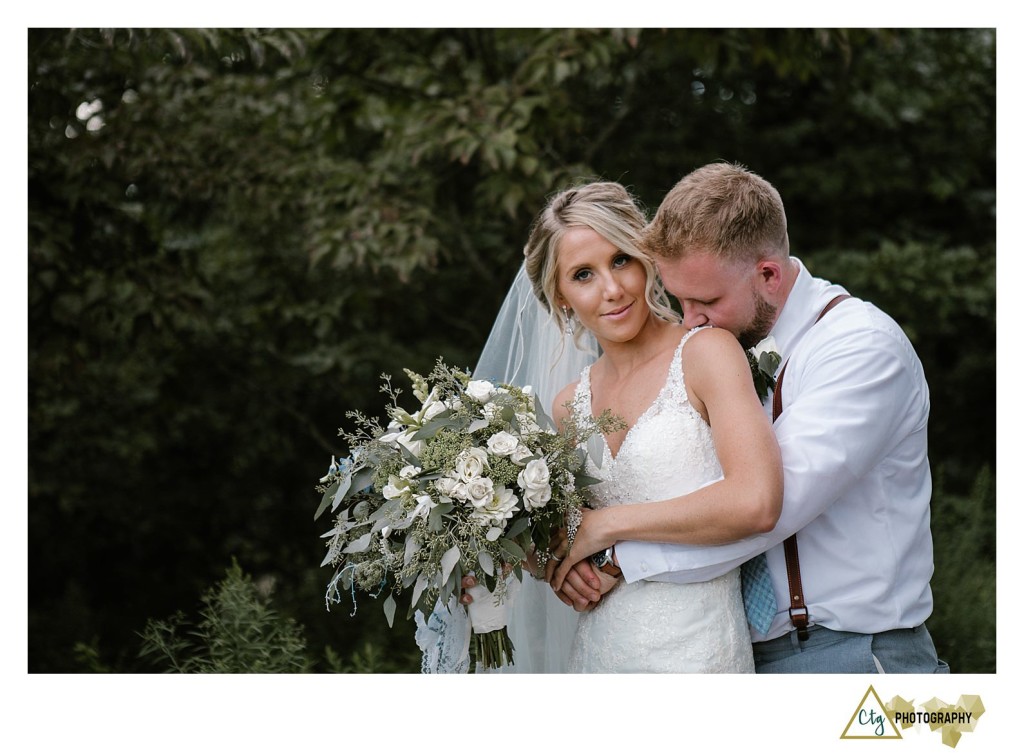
[414,261,598,673]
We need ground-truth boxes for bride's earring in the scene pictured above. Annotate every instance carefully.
[563,308,575,337]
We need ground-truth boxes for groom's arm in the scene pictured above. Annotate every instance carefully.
[617,310,927,585]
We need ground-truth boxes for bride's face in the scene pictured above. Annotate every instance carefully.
[554,226,650,343]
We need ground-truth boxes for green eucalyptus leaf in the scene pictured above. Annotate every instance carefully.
[499,537,526,561]
[506,517,530,538]
[343,532,373,553]
[441,545,461,584]
[314,479,340,520]
[478,550,495,576]
[343,467,376,502]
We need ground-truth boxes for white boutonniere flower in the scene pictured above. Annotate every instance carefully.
[747,336,782,404]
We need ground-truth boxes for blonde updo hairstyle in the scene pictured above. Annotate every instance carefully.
[523,181,680,346]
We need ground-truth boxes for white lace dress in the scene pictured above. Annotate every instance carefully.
[567,329,755,673]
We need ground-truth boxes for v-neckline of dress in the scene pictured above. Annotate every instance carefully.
[584,335,687,464]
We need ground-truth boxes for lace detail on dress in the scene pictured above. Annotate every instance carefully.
[572,328,724,509]
[568,327,754,673]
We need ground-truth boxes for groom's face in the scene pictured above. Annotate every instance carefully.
[657,252,774,349]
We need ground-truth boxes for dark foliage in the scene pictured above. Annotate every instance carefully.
[28,28,995,673]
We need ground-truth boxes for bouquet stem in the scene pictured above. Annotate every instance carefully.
[469,627,515,672]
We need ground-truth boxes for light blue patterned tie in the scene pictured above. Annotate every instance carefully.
[740,553,777,635]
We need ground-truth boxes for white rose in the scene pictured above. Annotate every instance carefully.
[454,446,489,482]
[486,431,520,457]
[398,464,420,479]
[522,484,552,511]
[469,485,519,526]
[750,335,779,361]
[434,476,460,498]
[510,444,534,465]
[466,380,497,403]
[463,476,495,508]
[518,458,552,511]
[517,457,550,490]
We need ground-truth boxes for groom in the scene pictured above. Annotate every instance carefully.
[556,162,947,673]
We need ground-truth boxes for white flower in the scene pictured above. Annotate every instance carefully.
[463,477,495,508]
[413,493,437,519]
[419,387,447,422]
[380,417,425,456]
[382,474,414,500]
[421,401,446,424]
[469,485,519,526]
[518,457,550,490]
[395,431,426,459]
[750,335,779,361]
[434,476,460,498]
[454,446,489,482]
[486,431,520,457]
[379,420,405,445]
[510,444,534,465]
[399,464,420,479]
[522,484,551,511]
[518,458,552,511]
[466,380,497,403]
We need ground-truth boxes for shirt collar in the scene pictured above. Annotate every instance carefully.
[769,257,847,362]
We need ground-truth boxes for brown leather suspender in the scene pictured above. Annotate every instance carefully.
[773,293,851,641]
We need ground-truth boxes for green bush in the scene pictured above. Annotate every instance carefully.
[927,465,996,673]
[139,561,310,673]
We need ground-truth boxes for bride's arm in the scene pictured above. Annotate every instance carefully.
[552,327,782,588]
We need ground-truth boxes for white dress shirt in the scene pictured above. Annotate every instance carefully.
[615,258,935,640]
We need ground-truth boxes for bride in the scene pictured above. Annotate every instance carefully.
[520,181,781,672]
[432,181,781,673]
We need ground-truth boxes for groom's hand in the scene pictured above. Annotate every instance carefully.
[552,560,620,611]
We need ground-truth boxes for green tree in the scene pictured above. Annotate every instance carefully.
[29,28,994,673]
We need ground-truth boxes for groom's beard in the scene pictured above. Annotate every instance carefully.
[738,293,777,350]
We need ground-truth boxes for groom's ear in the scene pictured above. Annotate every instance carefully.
[755,260,784,294]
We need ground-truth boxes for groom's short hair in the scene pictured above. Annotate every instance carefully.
[644,162,790,264]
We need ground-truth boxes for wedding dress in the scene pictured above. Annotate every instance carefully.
[566,328,755,673]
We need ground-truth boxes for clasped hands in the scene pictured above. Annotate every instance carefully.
[461,508,621,612]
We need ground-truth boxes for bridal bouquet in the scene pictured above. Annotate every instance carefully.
[315,359,621,671]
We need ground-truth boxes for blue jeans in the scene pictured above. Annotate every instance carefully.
[753,624,950,674]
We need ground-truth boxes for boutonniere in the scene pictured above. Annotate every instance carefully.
[747,336,782,404]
